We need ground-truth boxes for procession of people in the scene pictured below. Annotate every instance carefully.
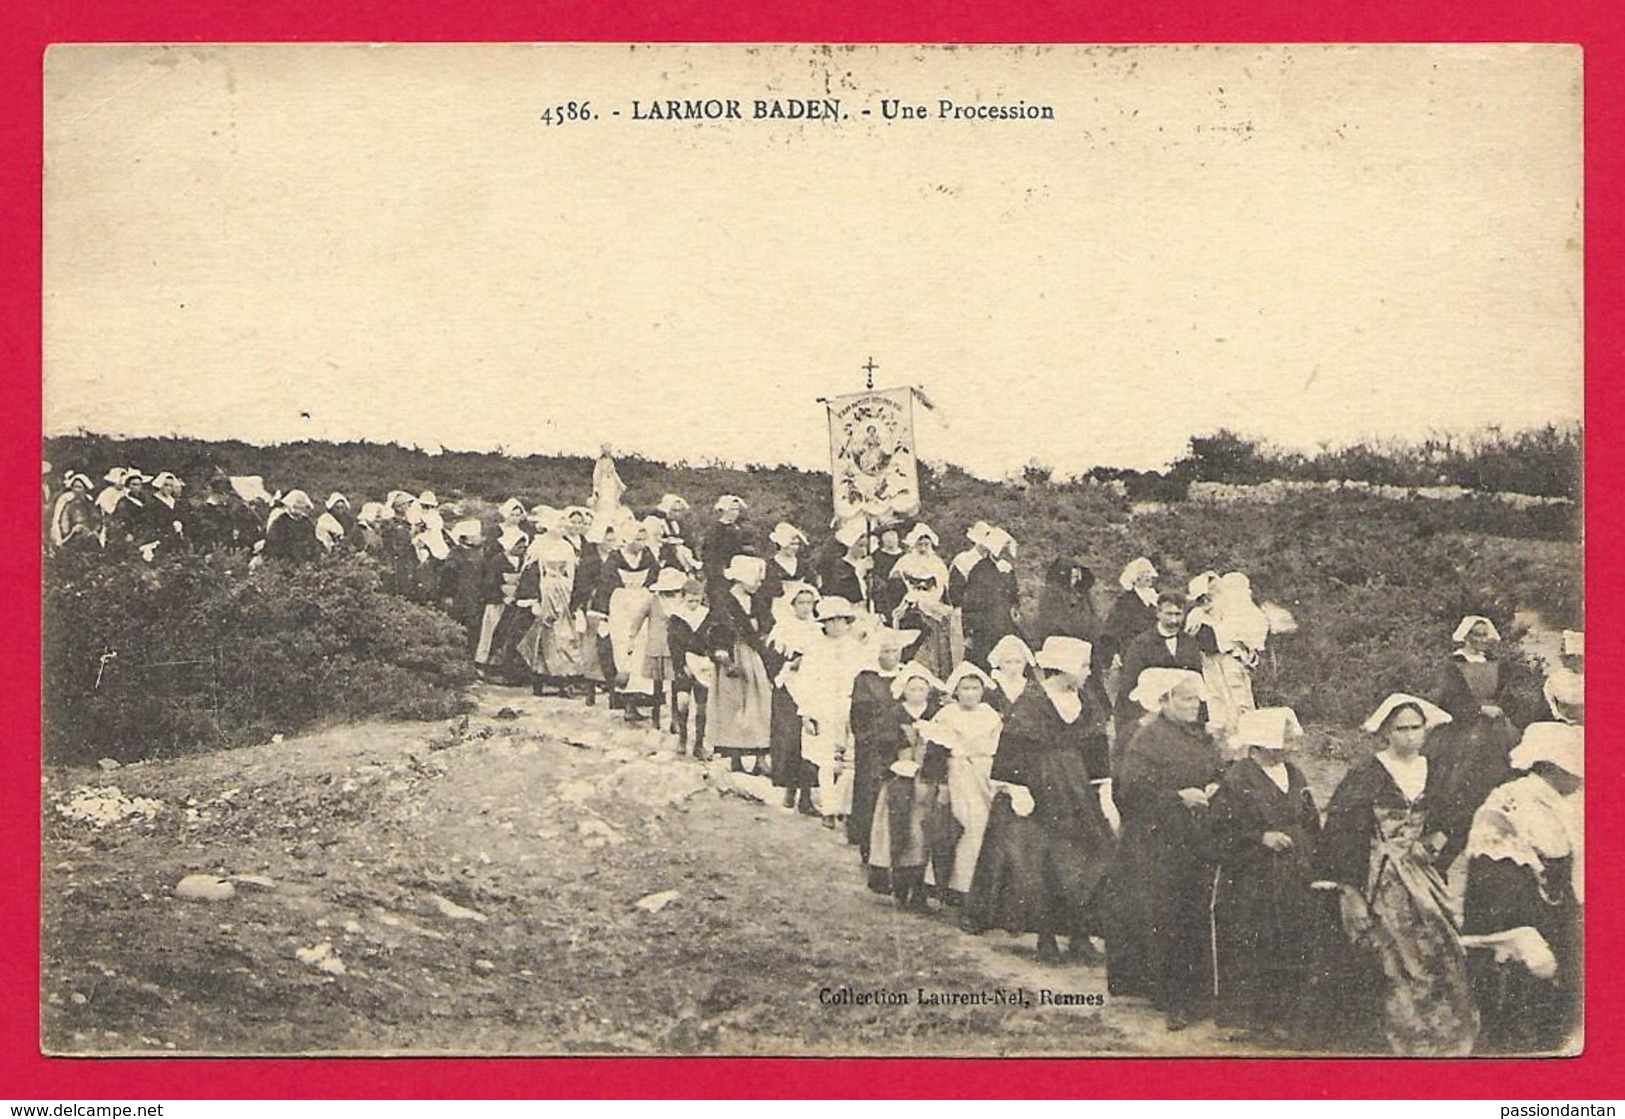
[42,451,1584,1054]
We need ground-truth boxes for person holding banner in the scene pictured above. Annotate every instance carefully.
[819,518,872,608]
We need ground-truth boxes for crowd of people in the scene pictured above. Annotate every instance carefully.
[43,452,1585,1054]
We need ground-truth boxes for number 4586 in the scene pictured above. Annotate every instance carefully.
[540,102,593,124]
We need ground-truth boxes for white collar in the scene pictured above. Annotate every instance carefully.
[1376,751,1428,802]
[1257,758,1290,794]
[1043,682,1083,723]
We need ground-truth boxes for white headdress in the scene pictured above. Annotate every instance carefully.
[1452,615,1502,644]
[1129,667,1206,713]
[1361,693,1453,734]
[985,634,1037,668]
[1035,636,1093,677]
[1119,557,1158,591]
[1509,721,1583,778]
[890,662,945,700]
[1234,707,1305,751]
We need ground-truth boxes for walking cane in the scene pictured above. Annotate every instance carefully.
[1210,864,1223,1001]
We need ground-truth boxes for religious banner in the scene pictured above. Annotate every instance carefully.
[825,386,921,522]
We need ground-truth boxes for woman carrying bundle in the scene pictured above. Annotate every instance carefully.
[1185,571,1273,748]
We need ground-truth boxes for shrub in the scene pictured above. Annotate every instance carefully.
[1165,424,1582,501]
[43,551,473,765]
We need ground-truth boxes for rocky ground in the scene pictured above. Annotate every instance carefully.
[40,685,1320,1058]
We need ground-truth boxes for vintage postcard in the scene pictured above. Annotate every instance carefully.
[40,42,1582,1057]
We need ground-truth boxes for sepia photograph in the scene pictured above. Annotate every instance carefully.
[39,42,1583,1058]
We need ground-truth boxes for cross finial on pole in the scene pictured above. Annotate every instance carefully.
[862,356,879,391]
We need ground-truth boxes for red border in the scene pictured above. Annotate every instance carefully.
[3,0,1618,1100]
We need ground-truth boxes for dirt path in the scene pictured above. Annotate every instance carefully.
[41,685,1269,1057]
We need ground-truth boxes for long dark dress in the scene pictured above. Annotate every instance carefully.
[963,686,1116,939]
[818,557,869,609]
[765,625,817,792]
[448,542,488,653]
[867,696,946,899]
[1427,654,1521,866]
[870,548,906,618]
[147,496,188,559]
[959,558,1020,667]
[1104,714,1222,1013]
[1099,589,1158,679]
[381,519,422,595]
[1461,771,1582,1053]
[1309,754,1478,1056]
[702,521,751,600]
[757,553,816,612]
[1034,560,1099,644]
[847,669,899,854]
[1111,628,1206,770]
[103,495,150,556]
[1209,757,1321,1034]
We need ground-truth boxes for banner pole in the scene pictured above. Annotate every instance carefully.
[864,510,875,615]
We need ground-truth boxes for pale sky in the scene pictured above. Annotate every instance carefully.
[43,43,1582,476]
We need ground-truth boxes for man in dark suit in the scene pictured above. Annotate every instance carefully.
[1113,592,1206,764]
